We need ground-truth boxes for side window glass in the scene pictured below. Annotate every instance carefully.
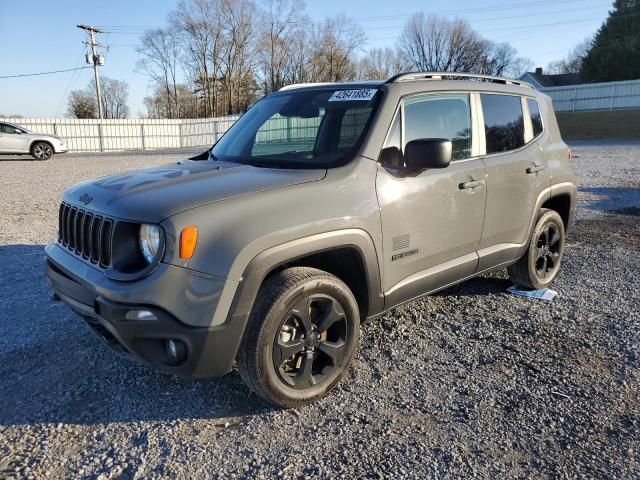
[527,98,543,137]
[403,93,472,160]
[2,125,20,134]
[383,112,401,150]
[480,94,525,154]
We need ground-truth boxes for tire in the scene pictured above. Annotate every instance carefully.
[508,208,566,290]
[31,142,53,161]
[237,267,360,408]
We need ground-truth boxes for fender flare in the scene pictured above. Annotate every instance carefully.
[207,229,384,375]
[230,229,384,321]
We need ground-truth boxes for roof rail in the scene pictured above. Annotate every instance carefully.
[279,82,339,92]
[386,72,533,89]
[278,80,383,92]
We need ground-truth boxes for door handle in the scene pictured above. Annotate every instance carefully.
[459,179,485,190]
[526,164,545,174]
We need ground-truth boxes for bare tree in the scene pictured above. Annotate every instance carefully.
[503,56,534,79]
[170,0,226,117]
[220,0,260,113]
[358,47,409,80]
[67,90,97,118]
[281,27,315,85]
[478,43,521,77]
[398,14,530,76]
[137,28,182,117]
[258,0,309,93]
[546,37,593,74]
[138,3,535,118]
[91,77,130,119]
[306,14,365,82]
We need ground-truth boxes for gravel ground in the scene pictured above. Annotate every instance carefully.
[0,143,638,479]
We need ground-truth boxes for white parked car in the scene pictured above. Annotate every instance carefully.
[0,122,68,160]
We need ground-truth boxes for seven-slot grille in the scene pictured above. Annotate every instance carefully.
[58,202,114,267]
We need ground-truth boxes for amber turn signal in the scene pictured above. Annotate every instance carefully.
[180,225,198,259]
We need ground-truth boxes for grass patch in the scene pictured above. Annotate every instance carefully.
[556,109,640,140]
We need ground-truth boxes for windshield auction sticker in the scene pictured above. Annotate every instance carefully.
[328,89,378,102]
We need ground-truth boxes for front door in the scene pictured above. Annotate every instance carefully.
[0,123,29,152]
[376,92,486,306]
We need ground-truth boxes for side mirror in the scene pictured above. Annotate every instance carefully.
[379,146,404,168]
[404,138,452,170]
[14,129,22,134]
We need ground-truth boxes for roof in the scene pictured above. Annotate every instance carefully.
[519,71,583,88]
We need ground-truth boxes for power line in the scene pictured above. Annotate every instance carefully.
[104,13,613,51]
[56,50,88,117]
[0,66,92,79]
[96,0,609,30]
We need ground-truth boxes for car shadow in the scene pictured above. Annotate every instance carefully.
[579,187,640,214]
[432,273,513,299]
[0,155,39,162]
[0,244,274,427]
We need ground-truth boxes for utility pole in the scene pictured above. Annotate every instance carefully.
[77,24,105,119]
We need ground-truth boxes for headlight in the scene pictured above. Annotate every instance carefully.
[139,224,161,263]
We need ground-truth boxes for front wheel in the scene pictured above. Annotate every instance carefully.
[31,142,53,161]
[508,208,566,290]
[237,267,360,408]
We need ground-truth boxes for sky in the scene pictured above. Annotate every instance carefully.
[0,0,613,118]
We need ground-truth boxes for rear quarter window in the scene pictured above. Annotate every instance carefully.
[527,98,543,137]
[480,94,525,154]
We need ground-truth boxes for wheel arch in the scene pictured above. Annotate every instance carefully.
[30,139,54,155]
[214,229,384,374]
[231,230,384,322]
[541,193,573,230]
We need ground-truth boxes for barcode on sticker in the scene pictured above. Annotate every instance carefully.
[328,89,377,102]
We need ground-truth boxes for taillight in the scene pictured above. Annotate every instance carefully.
[568,149,573,162]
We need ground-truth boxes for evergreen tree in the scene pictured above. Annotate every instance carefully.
[581,0,640,82]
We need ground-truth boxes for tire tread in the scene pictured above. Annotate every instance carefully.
[508,208,565,290]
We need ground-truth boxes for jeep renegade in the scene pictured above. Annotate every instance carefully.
[45,72,576,407]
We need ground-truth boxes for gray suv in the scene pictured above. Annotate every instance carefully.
[45,73,576,407]
[0,122,67,160]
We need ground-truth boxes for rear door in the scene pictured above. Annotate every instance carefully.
[376,92,487,304]
[476,93,550,270]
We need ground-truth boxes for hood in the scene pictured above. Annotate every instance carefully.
[63,159,326,222]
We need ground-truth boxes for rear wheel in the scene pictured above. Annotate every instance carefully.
[237,267,360,407]
[31,142,53,161]
[508,208,565,290]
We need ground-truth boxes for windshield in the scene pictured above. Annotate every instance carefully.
[211,87,381,168]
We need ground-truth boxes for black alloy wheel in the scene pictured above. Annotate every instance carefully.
[508,208,566,290]
[273,294,348,389]
[534,223,562,280]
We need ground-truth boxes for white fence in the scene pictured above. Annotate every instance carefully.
[3,116,240,153]
[542,79,640,112]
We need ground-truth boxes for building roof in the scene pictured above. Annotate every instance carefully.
[519,69,583,89]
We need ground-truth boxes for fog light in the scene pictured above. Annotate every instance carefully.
[166,339,186,364]
[125,310,157,321]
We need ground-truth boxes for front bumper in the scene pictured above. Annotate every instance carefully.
[53,142,68,153]
[44,243,244,377]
